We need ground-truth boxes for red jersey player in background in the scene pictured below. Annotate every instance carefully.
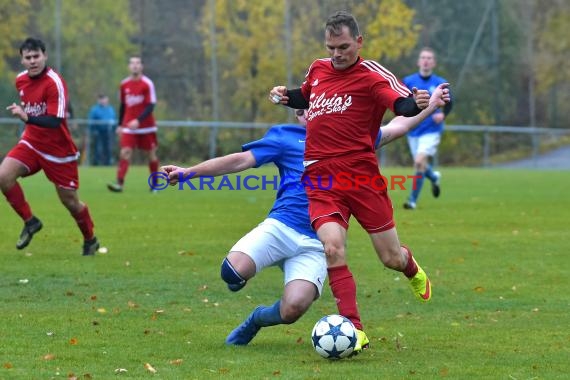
[269,11,449,353]
[1,38,100,256]
[107,56,158,192]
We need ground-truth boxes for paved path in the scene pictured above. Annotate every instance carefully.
[496,145,570,169]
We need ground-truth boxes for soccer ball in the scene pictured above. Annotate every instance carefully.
[311,314,357,359]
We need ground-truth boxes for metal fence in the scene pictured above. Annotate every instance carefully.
[1,118,569,169]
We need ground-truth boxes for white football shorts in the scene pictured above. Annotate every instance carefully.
[230,218,327,295]
[407,132,441,157]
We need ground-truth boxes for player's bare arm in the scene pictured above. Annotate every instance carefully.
[412,88,430,109]
[378,83,450,147]
[269,86,310,109]
[269,86,288,104]
[6,103,28,122]
[6,103,61,128]
[126,119,140,129]
[162,151,257,185]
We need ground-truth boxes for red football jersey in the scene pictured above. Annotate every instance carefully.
[120,75,157,133]
[16,67,78,159]
[300,57,411,161]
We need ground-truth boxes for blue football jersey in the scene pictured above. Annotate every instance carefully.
[242,125,316,239]
[403,72,449,137]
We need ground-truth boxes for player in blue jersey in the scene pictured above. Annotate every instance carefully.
[162,109,326,346]
[160,84,448,349]
[402,47,453,210]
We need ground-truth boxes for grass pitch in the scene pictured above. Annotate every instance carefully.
[1,166,568,379]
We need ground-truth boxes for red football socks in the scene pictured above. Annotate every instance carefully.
[149,159,159,174]
[3,183,32,221]
[72,205,95,241]
[327,265,363,330]
[117,159,129,185]
[402,245,419,278]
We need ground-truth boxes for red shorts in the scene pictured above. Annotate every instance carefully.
[303,152,395,233]
[7,142,79,190]
[120,132,158,150]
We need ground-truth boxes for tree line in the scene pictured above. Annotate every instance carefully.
[1,0,568,163]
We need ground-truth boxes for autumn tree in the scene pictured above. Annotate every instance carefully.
[0,0,31,105]
[32,0,138,117]
[200,0,418,123]
[354,0,420,61]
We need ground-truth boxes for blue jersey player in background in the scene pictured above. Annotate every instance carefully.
[160,84,448,352]
[402,47,453,210]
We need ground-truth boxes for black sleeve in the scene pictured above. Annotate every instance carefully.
[27,115,62,129]
[118,103,125,125]
[393,96,422,117]
[285,88,310,109]
[443,100,453,116]
[137,104,155,122]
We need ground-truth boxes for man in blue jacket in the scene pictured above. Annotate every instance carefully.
[88,94,116,166]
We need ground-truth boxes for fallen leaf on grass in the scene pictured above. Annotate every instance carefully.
[127,301,138,308]
[69,338,78,345]
[169,359,183,365]
[144,363,157,374]
[273,370,281,375]
[3,362,13,369]
[43,354,56,360]
[114,368,128,374]
[474,286,484,292]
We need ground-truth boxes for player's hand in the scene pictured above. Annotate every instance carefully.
[160,165,185,185]
[269,86,288,105]
[126,119,139,129]
[428,83,450,108]
[6,102,28,122]
[412,88,430,109]
[432,113,445,123]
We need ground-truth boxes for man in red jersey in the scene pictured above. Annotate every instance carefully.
[269,11,449,353]
[1,38,99,256]
[107,56,158,192]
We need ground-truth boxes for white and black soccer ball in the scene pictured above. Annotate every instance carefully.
[311,314,357,359]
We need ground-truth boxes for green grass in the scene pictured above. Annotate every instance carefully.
[1,166,569,379]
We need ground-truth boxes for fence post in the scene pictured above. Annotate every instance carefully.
[483,129,490,167]
[531,127,539,168]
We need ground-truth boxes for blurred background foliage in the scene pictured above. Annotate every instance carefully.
[0,0,568,164]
